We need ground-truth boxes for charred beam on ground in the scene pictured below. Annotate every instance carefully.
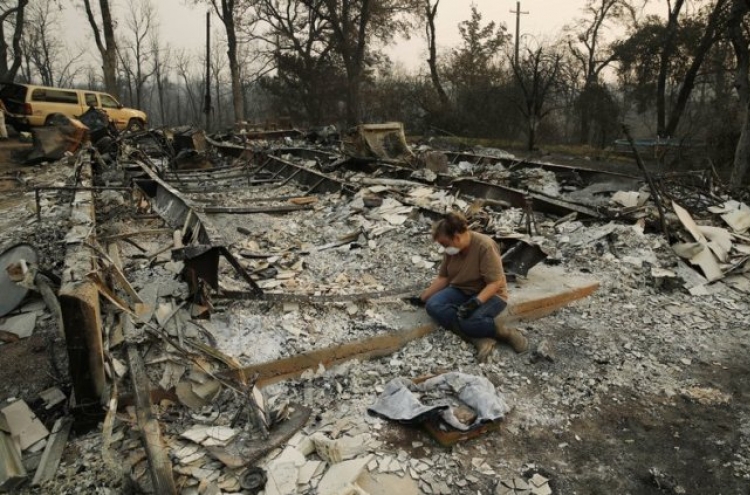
[31,417,73,486]
[123,315,178,494]
[622,125,670,237]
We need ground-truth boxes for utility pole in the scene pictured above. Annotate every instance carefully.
[204,10,211,131]
[510,1,529,67]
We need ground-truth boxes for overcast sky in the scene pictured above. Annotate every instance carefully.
[61,1,659,73]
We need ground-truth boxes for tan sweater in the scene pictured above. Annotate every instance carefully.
[438,231,508,300]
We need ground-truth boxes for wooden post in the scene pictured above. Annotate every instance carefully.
[204,11,211,131]
[622,125,670,238]
[510,2,529,67]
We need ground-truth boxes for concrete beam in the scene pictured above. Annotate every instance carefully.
[223,267,599,386]
[58,150,106,428]
[504,265,600,322]
[222,324,437,387]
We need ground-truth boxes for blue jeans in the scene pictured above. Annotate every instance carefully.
[425,287,506,339]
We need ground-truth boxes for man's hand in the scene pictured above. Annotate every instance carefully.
[406,296,425,307]
[457,297,481,319]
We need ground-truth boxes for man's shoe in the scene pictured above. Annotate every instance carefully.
[494,320,529,353]
[472,338,496,363]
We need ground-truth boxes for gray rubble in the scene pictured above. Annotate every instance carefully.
[2,130,750,495]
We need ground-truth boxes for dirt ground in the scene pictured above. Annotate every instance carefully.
[0,138,33,207]
[0,137,70,406]
[2,139,749,495]
[372,334,750,494]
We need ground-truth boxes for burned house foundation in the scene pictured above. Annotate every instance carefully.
[0,125,749,494]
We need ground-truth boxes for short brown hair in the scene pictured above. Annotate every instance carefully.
[432,212,468,240]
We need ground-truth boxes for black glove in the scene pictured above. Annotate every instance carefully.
[457,297,481,319]
[406,296,425,307]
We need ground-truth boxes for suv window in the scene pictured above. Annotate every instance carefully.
[32,89,79,105]
[100,94,120,109]
[0,84,27,103]
[0,84,27,114]
[85,93,98,107]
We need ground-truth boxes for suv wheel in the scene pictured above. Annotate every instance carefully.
[45,113,68,126]
[127,118,145,132]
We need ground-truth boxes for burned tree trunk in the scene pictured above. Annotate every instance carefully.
[209,0,245,125]
[226,18,244,124]
[425,0,449,108]
[656,0,686,137]
[729,0,750,185]
[0,0,28,81]
[663,0,727,138]
[83,0,119,98]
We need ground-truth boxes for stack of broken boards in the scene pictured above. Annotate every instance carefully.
[671,200,750,295]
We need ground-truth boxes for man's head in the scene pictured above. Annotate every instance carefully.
[432,212,471,254]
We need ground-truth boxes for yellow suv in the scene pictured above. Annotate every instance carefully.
[0,83,148,132]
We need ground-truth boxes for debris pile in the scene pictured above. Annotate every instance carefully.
[0,122,749,494]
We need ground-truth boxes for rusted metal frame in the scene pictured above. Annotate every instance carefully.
[271,147,340,162]
[451,178,529,209]
[131,149,168,178]
[305,178,327,195]
[161,169,248,183]
[161,168,247,183]
[0,173,23,183]
[160,171,255,184]
[251,155,273,174]
[203,135,252,157]
[132,160,266,304]
[177,178,284,194]
[528,189,605,220]
[34,188,40,222]
[162,164,248,178]
[496,151,633,178]
[232,194,318,204]
[99,229,174,241]
[244,157,256,187]
[227,129,303,140]
[444,150,639,181]
[268,162,291,180]
[163,162,241,176]
[274,168,303,187]
[445,151,489,166]
[264,155,355,195]
[218,246,264,296]
[175,245,264,297]
[133,178,211,245]
[450,178,604,219]
[353,160,417,181]
[201,205,313,214]
[131,161,212,245]
[341,158,456,188]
